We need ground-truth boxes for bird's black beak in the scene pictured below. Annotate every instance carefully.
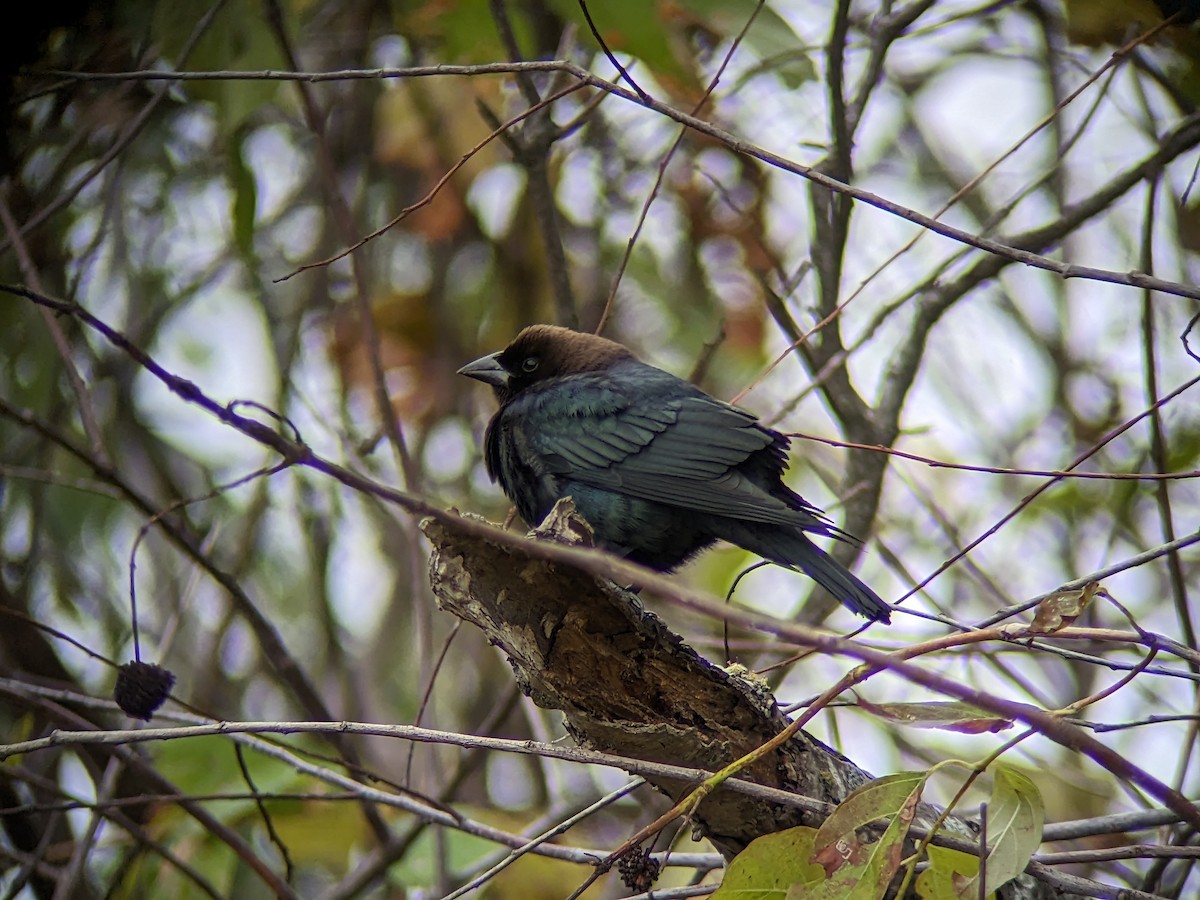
[457,352,510,387]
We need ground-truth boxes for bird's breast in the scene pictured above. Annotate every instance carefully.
[488,416,564,525]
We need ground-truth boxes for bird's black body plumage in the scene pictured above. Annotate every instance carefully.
[459,325,890,623]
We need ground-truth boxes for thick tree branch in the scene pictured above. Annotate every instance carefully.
[422,499,1066,898]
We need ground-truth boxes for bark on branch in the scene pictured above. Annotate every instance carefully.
[422,499,1060,898]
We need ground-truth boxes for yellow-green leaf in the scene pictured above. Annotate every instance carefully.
[802,772,924,899]
[960,764,1044,897]
[812,772,928,857]
[711,825,824,899]
[916,844,985,900]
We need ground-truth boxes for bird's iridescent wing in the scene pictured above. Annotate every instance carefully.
[528,377,826,529]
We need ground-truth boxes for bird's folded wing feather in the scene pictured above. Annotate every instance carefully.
[531,390,822,527]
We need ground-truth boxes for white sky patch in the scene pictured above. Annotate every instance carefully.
[327,495,395,643]
[422,418,472,483]
[59,753,98,842]
[386,234,433,294]
[135,274,278,471]
[243,124,309,221]
[556,148,602,227]
[370,33,411,71]
[281,316,353,459]
[486,753,539,811]
[466,162,526,239]
[446,242,494,300]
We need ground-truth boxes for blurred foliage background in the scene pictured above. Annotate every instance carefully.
[2,0,1199,897]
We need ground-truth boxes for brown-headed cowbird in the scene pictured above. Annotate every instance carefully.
[459,325,891,623]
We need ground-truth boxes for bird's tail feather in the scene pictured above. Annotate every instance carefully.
[725,526,891,623]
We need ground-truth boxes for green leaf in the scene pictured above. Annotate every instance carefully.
[266,799,367,867]
[916,844,984,900]
[961,764,1044,897]
[1064,0,1175,46]
[679,0,815,88]
[711,826,825,899]
[548,0,690,83]
[153,0,287,133]
[805,772,926,899]
[401,0,513,64]
[230,129,258,259]
[812,772,928,854]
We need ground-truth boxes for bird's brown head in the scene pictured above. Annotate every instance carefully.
[458,325,635,404]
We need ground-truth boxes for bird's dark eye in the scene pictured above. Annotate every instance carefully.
[521,356,540,373]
